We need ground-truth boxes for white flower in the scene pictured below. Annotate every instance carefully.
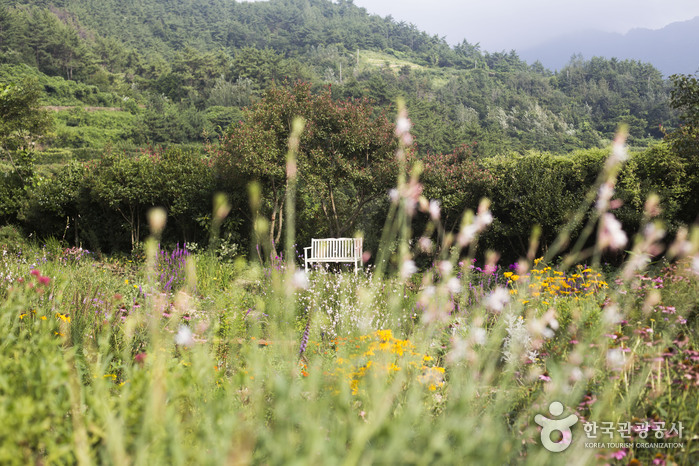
[475,210,493,230]
[457,209,493,247]
[400,260,418,279]
[692,255,699,276]
[485,287,510,312]
[148,207,167,234]
[608,132,629,166]
[569,367,584,382]
[606,348,625,370]
[292,270,309,290]
[471,327,487,345]
[428,199,441,221]
[602,304,622,325]
[446,277,462,294]
[395,116,412,136]
[175,325,194,347]
[388,188,399,203]
[437,260,452,275]
[599,213,627,250]
[418,237,433,253]
[421,285,436,298]
[643,222,665,244]
[457,224,478,247]
[596,182,614,211]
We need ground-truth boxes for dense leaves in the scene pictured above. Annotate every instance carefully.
[215,82,397,251]
[0,1,681,155]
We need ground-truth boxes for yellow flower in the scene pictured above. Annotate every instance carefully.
[510,274,520,281]
[124,279,129,285]
[503,272,513,278]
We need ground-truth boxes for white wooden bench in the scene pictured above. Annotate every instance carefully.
[304,238,363,274]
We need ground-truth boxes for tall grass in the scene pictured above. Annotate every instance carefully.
[1,117,698,465]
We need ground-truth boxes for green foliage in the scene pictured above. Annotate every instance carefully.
[53,107,137,148]
[0,224,24,251]
[482,151,604,256]
[0,77,52,222]
[666,73,699,224]
[1,191,697,464]
[0,77,52,153]
[215,82,398,250]
[555,56,673,142]
[0,1,694,258]
[22,148,215,252]
[419,144,493,231]
[0,1,680,157]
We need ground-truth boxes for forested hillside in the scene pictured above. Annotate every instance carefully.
[1,0,696,258]
[0,0,678,154]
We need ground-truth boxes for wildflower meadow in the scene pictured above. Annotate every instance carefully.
[1,113,698,465]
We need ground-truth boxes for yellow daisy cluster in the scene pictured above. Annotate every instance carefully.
[327,329,445,395]
[17,309,64,323]
[525,261,608,302]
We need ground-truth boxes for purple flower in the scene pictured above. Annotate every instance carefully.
[299,318,311,357]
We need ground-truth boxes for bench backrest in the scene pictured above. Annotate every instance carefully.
[311,237,362,259]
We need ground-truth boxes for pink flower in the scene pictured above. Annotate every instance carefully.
[610,449,627,460]
[38,276,51,285]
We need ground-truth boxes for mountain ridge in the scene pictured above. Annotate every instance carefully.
[519,16,699,76]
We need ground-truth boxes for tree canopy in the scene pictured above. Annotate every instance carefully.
[214,82,397,250]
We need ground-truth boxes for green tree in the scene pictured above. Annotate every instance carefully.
[0,78,52,221]
[215,82,398,254]
[667,73,699,224]
[419,144,493,232]
[91,153,157,249]
[0,77,52,157]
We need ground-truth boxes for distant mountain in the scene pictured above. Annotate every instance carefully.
[519,16,699,77]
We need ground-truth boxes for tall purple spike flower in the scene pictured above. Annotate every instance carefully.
[299,316,311,357]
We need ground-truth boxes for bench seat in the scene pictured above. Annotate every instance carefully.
[304,237,363,274]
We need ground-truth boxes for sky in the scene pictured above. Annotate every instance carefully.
[350,0,699,51]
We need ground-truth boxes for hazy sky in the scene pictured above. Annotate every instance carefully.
[351,0,699,51]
